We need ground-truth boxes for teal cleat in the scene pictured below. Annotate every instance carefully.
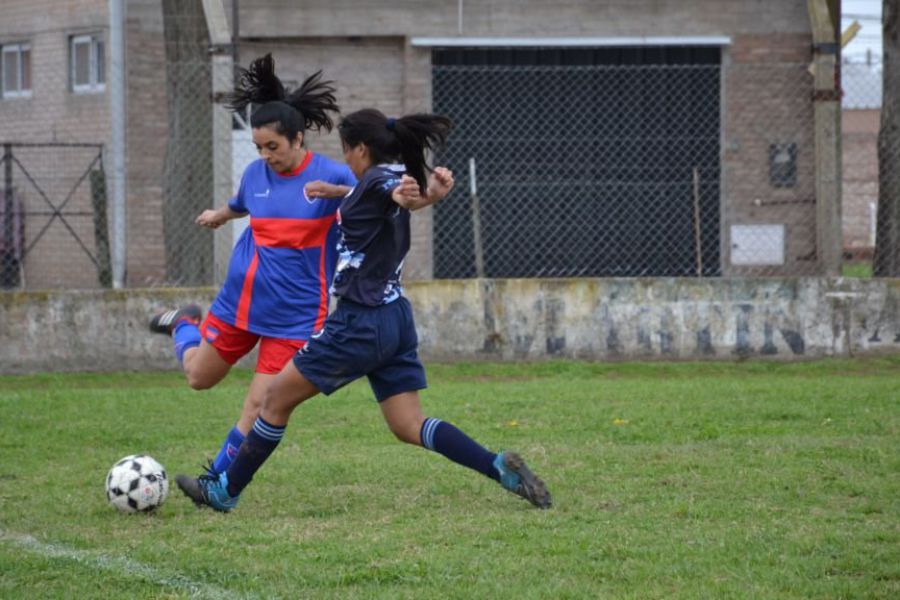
[175,470,239,512]
[493,451,552,509]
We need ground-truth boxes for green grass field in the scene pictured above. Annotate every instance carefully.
[1,358,898,599]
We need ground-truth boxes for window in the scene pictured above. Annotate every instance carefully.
[71,34,105,93]
[2,43,32,99]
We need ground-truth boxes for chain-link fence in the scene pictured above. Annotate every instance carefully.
[842,60,885,270]
[0,4,897,290]
[1,143,110,289]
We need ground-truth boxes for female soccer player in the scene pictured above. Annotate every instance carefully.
[176,108,552,511]
[149,54,355,477]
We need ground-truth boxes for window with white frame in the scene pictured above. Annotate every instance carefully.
[71,34,105,93]
[2,43,32,99]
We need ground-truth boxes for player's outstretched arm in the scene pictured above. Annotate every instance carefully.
[391,167,455,211]
[196,205,246,229]
[305,181,352,199]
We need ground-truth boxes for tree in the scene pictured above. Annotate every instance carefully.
[873,0,900,276]
[161,0,214,285]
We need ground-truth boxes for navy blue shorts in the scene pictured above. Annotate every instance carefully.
[293,296,427,402]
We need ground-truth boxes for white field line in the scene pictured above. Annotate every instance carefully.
[0,529,247,600]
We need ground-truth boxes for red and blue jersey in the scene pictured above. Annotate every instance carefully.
[210,152,356,339]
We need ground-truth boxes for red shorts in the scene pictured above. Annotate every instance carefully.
[200,312,305,375]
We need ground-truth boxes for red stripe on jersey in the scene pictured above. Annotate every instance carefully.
[251,215,336,249]
[314,238,328,331]
[276,151,314,178]
[235,250,259,330]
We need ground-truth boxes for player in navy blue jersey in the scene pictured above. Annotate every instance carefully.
[150,54,355,479]
[176,108,552,511]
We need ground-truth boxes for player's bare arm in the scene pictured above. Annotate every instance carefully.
[305,181,352,199]
[196,205,246,229]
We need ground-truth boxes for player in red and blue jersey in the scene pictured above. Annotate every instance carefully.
[150,55,354,477]
[177,109,552,512]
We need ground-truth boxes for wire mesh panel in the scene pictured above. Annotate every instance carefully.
[841,61,884,265]
[432,47,722,278]
[0,143,109,290]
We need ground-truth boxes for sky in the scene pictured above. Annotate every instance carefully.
[841,0,883,64]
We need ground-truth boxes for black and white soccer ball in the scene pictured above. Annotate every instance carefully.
[105,454,169,514]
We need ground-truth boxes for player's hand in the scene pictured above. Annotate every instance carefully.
[427,167,454,202]
[391,175,422,206]
[195,209,226,229]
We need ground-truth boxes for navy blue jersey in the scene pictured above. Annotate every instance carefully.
[331,164,409,306]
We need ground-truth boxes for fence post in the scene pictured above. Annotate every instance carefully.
[469,157,485,278]
[90,168,113,288]
[203,0,235,286]
[108,0,127,288]
[2,143,18,288]
[808,0,843,276]
[3,144,11,257]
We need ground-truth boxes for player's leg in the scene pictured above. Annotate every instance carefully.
[378,389,495,477]
[176,301,368,511]
[149,305,233,389]
[373,297,551,508]
[378,389,551,509]
[216,338,345,500]
[175,359,320,511]
[208,337,303,475]
[206,373,271,475]
[180,342,232,389]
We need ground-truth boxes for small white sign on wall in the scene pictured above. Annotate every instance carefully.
[730,224,785,266]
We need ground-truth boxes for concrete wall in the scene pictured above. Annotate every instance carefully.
[3,277,899,374]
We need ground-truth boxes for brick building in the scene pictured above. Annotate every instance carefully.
[0,0,840,288]
[841,63,881,257]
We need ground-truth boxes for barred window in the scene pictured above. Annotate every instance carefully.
[1,42,32,99]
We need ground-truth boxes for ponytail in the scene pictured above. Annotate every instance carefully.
[392,114,452,192]
[226,54,340,141]
[338,108,452,192]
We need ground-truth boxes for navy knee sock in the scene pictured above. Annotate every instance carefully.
[420,417,499,482]
[225,416,285,497]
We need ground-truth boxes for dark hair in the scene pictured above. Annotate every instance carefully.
[338,108,452,193]
[226,54,339,142]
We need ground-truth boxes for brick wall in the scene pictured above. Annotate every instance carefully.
[842,109,879,253]
[123,0,168,286]
[722,33,817,275]
[0,0,112,289]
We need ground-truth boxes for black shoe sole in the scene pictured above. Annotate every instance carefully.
[149,305,202,335]
[175,474,208,508]
[504,452,552,509]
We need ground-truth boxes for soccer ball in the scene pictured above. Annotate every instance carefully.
[105,454,169,513]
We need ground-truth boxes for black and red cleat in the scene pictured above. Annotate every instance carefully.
[149,304,202,335]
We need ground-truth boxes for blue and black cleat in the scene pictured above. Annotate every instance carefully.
[175,470,239,512]
[494,451,552,509]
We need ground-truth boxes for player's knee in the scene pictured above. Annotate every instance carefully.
[184,370,215,390]
[388,419,422,445]
[262,385,290,419]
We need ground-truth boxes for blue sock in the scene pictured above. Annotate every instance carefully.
[210,425,245,474]
[225,416,285,497]
[420,417,499,482]
[172,320,201,363]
